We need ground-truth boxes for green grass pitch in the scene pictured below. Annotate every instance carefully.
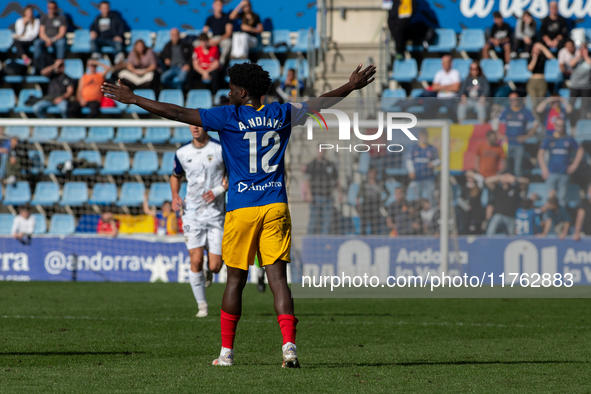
[1,282,590,393]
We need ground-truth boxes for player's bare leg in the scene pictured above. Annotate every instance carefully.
[205,252,223,288]
[189,247,209,317]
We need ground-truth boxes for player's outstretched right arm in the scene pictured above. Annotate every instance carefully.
[102,80,202,126]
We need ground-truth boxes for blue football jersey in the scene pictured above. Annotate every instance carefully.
[515,208,540,235]
[199,102,309,211]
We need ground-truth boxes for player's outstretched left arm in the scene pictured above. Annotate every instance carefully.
[101,80,202,126]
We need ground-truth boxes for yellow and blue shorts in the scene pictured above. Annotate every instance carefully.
[222,203,291,271]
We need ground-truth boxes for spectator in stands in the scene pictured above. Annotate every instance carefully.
[90,1,126,64]
[159,28,193,90]
[568,45,591,121]
[482,12,512,64]
[12,5,39,66]
[485,173,529,235]
[512,10,536,59]
[386,187,421,236]
[11,206,35,245]
[406,128,439,205]
[457,61,490,124]
[356,167,384,235]
[184,33,222,94]
[475,130,506,179]
[203,0,233,65]
[0,129,10,179]
[515,198,541,236]
[118,39,158,90]
[540,1,568,51]
[3,137,29,186]
[456,170,485,235]
[497,92,538,177]
[538,196,570,238]
[143,196,178,236]
[387,0,414,59]
[420,198,440,236]
[34,1,67,66]
[68,59,110,118]
[558,39,576,79]
[538,117,584,207]
[277,69,304,102]
[527,43,554,123]
[303,150,341,235]
[425,54,461,119]
[229,0,263,59]
[97,209,118,237]
[33,59,74,118]
[573,184,591,240]
[536,94,572,138]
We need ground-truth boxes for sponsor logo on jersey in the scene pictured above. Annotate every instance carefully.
[237,181,282,193]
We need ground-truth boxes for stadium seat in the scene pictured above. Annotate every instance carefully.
[142,127,171,144]
[528,182,548,207]
[113,127,143,143]
[3,59,26,83]
[392,59,418,83]
[504,59,531,83]
[148,182,173,206]
[14,89,43,114]
[3,182,31,206]
[57,126,86,143]
[263,29,292,54]
[117,182,145,207]
[171,127,192,144]
[575,119,591,142]
[358,152,370,175]
[452,58,472,80]
[384,180,402,206]
[129,151,159,175]
[89,183,118,205]
[5,126,29,140]
[25,73,50,84]
[154,29,170,53]
[381,88,406,111]
[281,58,309,81]
[44,150,72,175]
[293,28,314,53]
[127,89,156,114]
[158,89,184,106]
[0,29,14,52]
[64,59,84,80]
[457,29,486,53]
[480,59,505,83]
[100,151,130,175]
[86,126,115,143]
[127,30,153,51]
[215,89,231,105]
[28,150,45,174]
[100,99,127,115]
[417,58,441,82]
[180,182,187,199]
[76,214,100,233]
[31,182,60,206]
[30,126,58,143]
[72,150,102,175]
[0,89,16,113]
[208,131,220,140]
[0,214,13,235]
[346,182,360,206]
[70,29,91,53]
[60,182,88,206]
[544,59,562,84]
[427,28,457,53]
[257,59,281,82]
[566,184,581,209]
[30,213,46,234]
[186,89,213,109]
[49,214,76,235]
[158,151,175,175]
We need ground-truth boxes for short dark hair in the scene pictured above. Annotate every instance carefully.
[493,11,502,18]
[548,196,559,207]
[227,63,272,99]
[522,199,534,210]
[48,1,57,6]
[198,33,209,41]
[99,1,109,6]
[486,130,496,138]
[417,128,429,137]
[565,39,574,45]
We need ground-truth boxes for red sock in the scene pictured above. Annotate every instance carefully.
[220,310,240,349]
[277,314,298,345]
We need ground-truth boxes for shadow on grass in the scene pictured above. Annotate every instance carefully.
[0,351,144,356]
[302,360,590,368]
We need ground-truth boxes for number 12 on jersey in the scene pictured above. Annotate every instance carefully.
[243,131,281,174]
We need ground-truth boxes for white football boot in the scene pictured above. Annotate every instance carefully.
[212,347,234,366]
[196,302,208,318]
[282,342,300,368]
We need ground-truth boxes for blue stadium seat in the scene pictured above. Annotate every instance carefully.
[86,126,115,143]
[142,127,171,144]
[158,152,175,175]
[89,183,118,205]
[575,119,591,142]
[504,59,531,83]
[113,127,143,143]
[281,58,309,82]
[127,89,156,114]
[208,131,219,140]
[32,213,47,234]
[171,127,192,144]
[127,30,153,51]
[154,29,170,53]
[5,126,29,140]
[263,29,292,54]
[457,29,486,53]
[158,89,184,106]
[117,182,145,207]
[3,60,26,83]
[392,59,418,83]
[528,182,548,207]
[100,151,130,175]
[70,29,91,53]
[49,214,75,235]
[28,150,45,174]
[452,58,472,80]
[100,100,127,115]
[60,182,88,206]
[225,59,250,83]
[257,59,281,81]
[187,89,213,109]
[0,89,16,113]
[14,89,43,114]
[180,182,187,199]
[0,214,13,234]
[31,182,60,206]
[3,182,31,206]
[129,151,159,175]
[381,88,406,111]
[417,58,441,82]
[544,59,562,84]
[30,126,58,143]
[148,182,173,206]
[480,59,504,83]
[64,59,84,80]
[76,214,100,233]
[559,88,570,98]
[25,73,50,84]
[215,89,231,105]
[427,28,457,53]
[347,182,360,206]
[44,150,72,175]
[566,184,581,209]
[293,28,314,53]
[358,152,370,175]
[183,29,201,39]
[0,29,14,52]
[57,126,86,143]
[384,180,402,206]
[72,150,101,175]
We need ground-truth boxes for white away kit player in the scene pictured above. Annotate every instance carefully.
[171,125,227,317]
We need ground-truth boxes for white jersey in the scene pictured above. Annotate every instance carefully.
[173,138,226,222]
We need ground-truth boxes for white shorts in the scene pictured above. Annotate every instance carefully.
[182,217,224,255]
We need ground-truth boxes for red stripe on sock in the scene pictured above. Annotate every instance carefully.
[220,310,240,349]
[277,314,298,345]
